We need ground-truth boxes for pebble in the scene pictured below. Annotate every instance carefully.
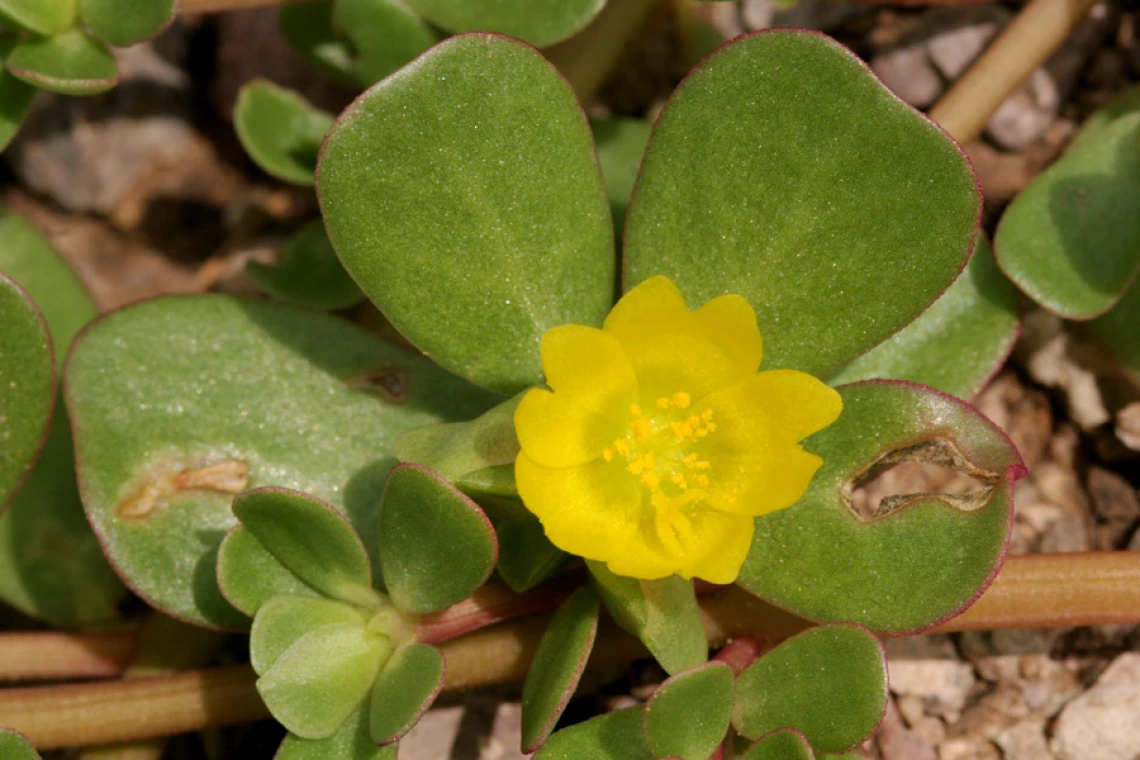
[885,636,976,718]
[1052,653,1140,760]
[871,46,943,108]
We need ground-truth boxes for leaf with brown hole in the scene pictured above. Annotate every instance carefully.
[736,380,1024,634]
[65,296,499,629]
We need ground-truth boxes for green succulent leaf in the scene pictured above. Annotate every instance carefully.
[829,237,1020,399]
[0,33,37,152]
[0,730,40,760]
[276,707,397,760]
[995,112,1140,319]
[592,118,650,240]
[733,625,886,754]
[535,707,654,760]
[0,270,54,513]
[248,223,364,311]
[7,29,119,96]
[402,0,605,47]
[0,0,76,36]
[478,494,564,592]
[251,594,370,676]
[454,464,516,499]
[643,661,734,760]
[66,296,497,629]
[318,33,614,395]
[217,525,320,617]
[0,209,124,625]
[258,621,389,740]
[277,2,357,86]
[394,395,521,484]
[624,29,978,379]
[1089,277,1140,385]
[79,0,175,47]
[378,464,498,614]
[233,487,378,608]
[1066,84,1140,155]
[587,561,706,675]
[369,642,445,744]
[521,587,599,752]
[234,80,334,187]
[332,0,438,86]
[737,380,1023,633]
[739,729,815,760]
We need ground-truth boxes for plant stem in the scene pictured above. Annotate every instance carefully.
[415,573,581,645]
[6,552,1139,748]
[542,0,664,102]
[928,0,1098,143]
[0,631,135,682]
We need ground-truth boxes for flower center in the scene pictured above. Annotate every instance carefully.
[602,391,717,557]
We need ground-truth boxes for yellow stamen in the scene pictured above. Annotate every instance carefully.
[672,391,691,409]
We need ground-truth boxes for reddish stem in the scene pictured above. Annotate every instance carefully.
[713,635,766,677]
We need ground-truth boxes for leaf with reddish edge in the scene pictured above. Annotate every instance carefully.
[378,464,498,614]
[624,29,979,380]
[7,29,119,96]
[737,380,1024,634]
[738,728,815,760]
[521,586,599,753]
[368,642,444,745]
[0,269,54,513]
[733,625,886,755]
[276,707,396,760]
[643,661,734,760]
[79,0,176,47]
[233,487,380,609]
[65,295,497,630]
[234,81,334,187]
[402,0,605,47]
[217,524,320,617]
[534,707,654,760]
[830,237,1020,401]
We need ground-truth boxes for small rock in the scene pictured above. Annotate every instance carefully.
[973,372,1054,471]
[928,20,1001,80]
[1052,653,1140,760]
[885,636,976,717]
[939,737,1001,760]
[1087,466,1140,547]
[995,718,1053,760]
[879,699,939,760]
[985,68,1060,151]
[871,46,944,107]
[1115,402,1140,451]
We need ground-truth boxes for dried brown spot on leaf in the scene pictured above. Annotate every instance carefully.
[117,457,249,519]
[346,368,409,403]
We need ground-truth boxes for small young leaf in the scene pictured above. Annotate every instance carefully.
[66,296,497,629]
[1089,276,1140,385]
[0,33,37,152]
[0,270,54,513]
[736,380,1024,634]
[257,622,388,740]
[739,728,815,760]
[251,594,370,676]
[643,661,734,760]
[829,237,1019,399]
[521,587,599,752]
[995,113,1140,319]
[733,625,887,754]
[454,464,517,499]
[7,29,119,96]
[402,0,605,47]
[478,495,565,592]
[234,81,334,187]
[79,0,175,47]
[587,561,707,675]
[394,395,521,483]
[535,707,654,760]
[378,464,498,614]
[276,707,397,760]
[592,118,651,240]
[624,29,978,379]
[369,642,445,744]
[217,525,319,618]
[0,729,40,760]
[0,0,76,36]
[248,222,364,311]
[332,0,438,85]
[318,33,614,395]
[233,487,378,609]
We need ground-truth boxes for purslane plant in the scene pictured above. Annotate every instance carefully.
[0,0,178,150]
[0,26,1037,760]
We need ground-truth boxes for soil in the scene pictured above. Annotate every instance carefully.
[7,1,1140,758]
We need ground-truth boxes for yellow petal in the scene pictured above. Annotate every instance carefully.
[695,370,842,517]
[516,325,639,468]
[678,510,755,584]
[692,294,763,375]
[605,277,758,400]
[515,453,641,561]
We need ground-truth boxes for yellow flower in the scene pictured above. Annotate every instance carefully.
[513,276,842,584]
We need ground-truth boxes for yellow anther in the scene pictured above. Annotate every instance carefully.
[706,422,717,432]
[630,404,642,417]
[603,448,614,462]
[701,409,714,422]
[627,459,644,476]
[682,453,699,466]
[693,460,710,470]
[641,472,661,489]
[672,391,691,409]
[657,397,671,409]
[670,472,689,490]
[614,439,631,456]
[631,417,652,441]
[696,474,710,487]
